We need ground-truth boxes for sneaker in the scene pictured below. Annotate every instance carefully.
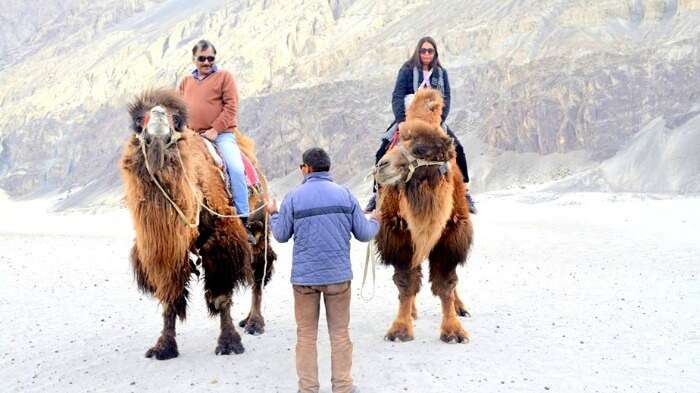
[466,192,477,214]
[364,194,377,212]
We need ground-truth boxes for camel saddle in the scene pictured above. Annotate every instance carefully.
[201,137,261,193]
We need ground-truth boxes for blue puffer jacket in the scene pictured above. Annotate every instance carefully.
[270,172,379,286]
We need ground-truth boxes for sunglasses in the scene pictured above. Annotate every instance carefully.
[419,48,435,55]
[196,56,216,63]
[299,164,307,170]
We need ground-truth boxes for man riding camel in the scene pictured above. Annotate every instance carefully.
[178,39,254,241]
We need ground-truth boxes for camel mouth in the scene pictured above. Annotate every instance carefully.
[375,154,407,186]
[375,165,405,186]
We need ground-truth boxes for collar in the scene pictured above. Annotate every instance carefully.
[303,171,333,183]
[192,65,219,80]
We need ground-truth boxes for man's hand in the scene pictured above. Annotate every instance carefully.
[266,198,278,215]
[370,209,382,223]
[202,128,218,141]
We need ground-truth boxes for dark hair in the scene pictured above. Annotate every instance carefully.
[302,148,331,172]
[192,39,217,56]
[404,36,442,69]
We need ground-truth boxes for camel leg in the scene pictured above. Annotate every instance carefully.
[240,242,275,335]
[214,295,245,355]
[430,267,469,344]
[145,304,179,360]
[239,282,265,335]
[454,289,471,317]
[385,266,422,342]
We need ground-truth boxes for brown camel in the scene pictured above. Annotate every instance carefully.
[120,88,276,360]
[374,88,474,343]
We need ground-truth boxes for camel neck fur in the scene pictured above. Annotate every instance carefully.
[399,173,454,267]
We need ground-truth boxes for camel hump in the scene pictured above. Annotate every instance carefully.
[406,88,444,126]
[399,119,439,140]
[233,128,258,166]
[412,88,443,111]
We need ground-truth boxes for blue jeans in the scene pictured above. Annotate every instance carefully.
[215,132,249,217]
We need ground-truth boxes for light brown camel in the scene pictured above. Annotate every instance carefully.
[374,88,474,343]
[120,88,275,360]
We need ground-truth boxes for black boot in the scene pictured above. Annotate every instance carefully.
[364,193,377,213]
[240,216,257,245]
[466,192,477,215]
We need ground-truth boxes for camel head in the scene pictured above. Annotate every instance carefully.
[128,89,188,171]
[374,119,455,187]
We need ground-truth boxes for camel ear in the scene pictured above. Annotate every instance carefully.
[128,100,146,133]
[172,112,186,131]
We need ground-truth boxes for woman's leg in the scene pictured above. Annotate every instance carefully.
[444,125,477,213]
[214,132,250,216]
[444,126,469,183]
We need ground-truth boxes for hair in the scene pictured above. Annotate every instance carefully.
[192,39,217,56]
[404,36,442,70]
[302,148,331,172]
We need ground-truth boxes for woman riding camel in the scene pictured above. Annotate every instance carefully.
[365,36,476,214]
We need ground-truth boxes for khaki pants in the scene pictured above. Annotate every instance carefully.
[293,281,353,393]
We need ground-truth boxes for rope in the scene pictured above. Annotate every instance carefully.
[140,138,200,228]
[175,145,269,219]
[360,240,376,301]
[260,210,270,303]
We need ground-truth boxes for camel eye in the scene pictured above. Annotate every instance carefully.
[413,146,428,157]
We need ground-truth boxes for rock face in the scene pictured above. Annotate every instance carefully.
[1,0,699,205]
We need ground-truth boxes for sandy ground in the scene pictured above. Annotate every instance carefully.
[1,191,699,393]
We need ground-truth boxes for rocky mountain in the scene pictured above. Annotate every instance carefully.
[1,0,699,208]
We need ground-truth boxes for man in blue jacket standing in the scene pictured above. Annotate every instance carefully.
[267,147,379,393]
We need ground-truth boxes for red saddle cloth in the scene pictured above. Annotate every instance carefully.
[241,154,259,188]
[388,127,401,150]
[201,137,260,189]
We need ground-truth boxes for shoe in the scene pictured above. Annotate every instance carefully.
[364,194,377,212]
[240,216,258,245]
[466,192,477,214]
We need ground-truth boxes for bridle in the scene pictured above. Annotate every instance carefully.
[397,143,450,183]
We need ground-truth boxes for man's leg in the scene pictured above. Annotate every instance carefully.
[214,132,250,216]
[323,282,354,393]
[294,285,322,393]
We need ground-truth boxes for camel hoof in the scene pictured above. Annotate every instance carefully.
[242,317,265,335]
[215,331,245,355]
[440,329,470,344]
[145,336,179,360]
[385,324,414,342]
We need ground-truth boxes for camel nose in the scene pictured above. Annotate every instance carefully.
[376,158,390,171]
[146,106,170,137]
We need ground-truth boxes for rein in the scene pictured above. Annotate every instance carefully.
[138,134,200,228]
[137,134,269,227]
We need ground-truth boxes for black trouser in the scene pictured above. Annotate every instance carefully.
[373,124,470,191]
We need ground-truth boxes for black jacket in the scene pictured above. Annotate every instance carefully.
[391,64,451,123]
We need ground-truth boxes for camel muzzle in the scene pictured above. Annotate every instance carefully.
[146,106,171,139]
